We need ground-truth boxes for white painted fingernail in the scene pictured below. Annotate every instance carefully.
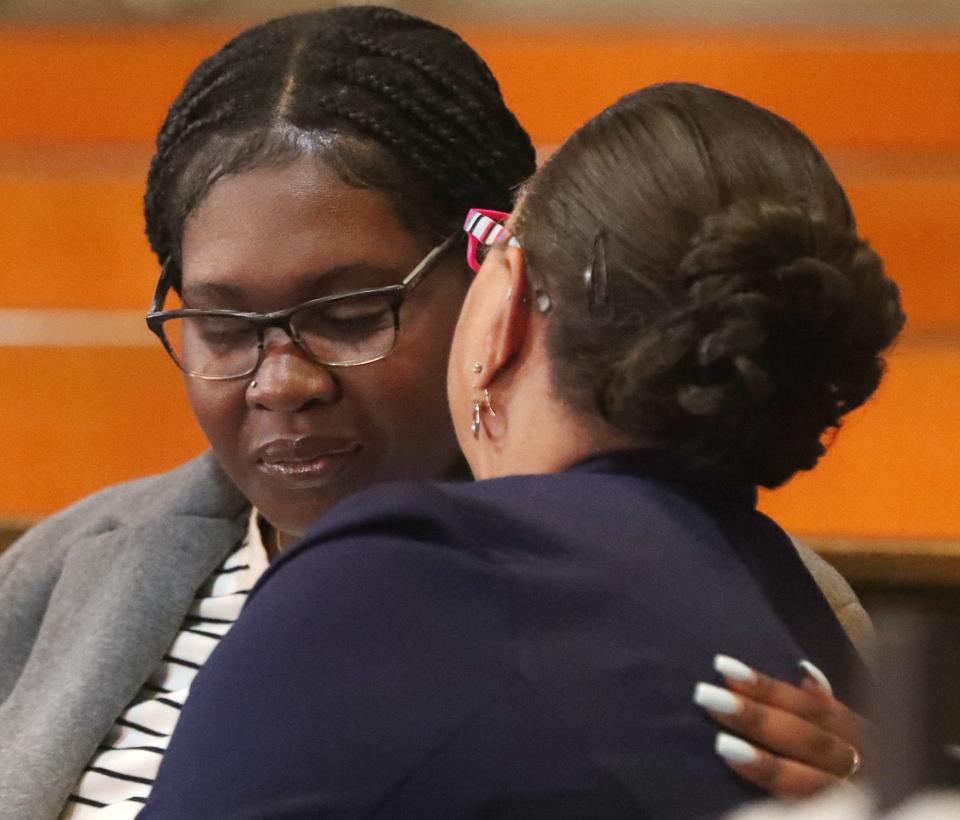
[799,660,833,695]
[715,732,758,764]
[694,682,741,715]
[714,654,757,683]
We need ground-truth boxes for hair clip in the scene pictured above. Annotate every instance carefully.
[583,230,612,319]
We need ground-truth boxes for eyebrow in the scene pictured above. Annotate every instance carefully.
[181,263,410,306]
[181,282,245,303]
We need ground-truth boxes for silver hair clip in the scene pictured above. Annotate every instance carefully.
[583,230,612,319]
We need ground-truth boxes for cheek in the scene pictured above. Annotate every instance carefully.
[382,319,455,431]
[184,379,247,463]
[356,288,466,466]
[340,351,454,483]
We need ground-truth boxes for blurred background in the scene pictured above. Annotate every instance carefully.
[1,0,958,579]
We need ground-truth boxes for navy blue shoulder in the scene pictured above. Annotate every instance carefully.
[262,449,756,595]
[257,451,753,608]
[247,479,497,610]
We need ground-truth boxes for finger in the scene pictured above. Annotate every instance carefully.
[798,659,832,695]
[714,731,841,799]
[794,662,865,745]
[714,654,831,721]
[694,682,859,776]
[713,654,862,744]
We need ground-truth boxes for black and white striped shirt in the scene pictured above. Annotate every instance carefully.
[60,511,269,818]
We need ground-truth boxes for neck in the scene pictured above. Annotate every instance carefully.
[258,518,295,562]
[470,364,640,480]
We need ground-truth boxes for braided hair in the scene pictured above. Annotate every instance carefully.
[514,83,904,488]
[144,6,536,288]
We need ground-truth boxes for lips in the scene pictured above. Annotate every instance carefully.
[254,436,363,488]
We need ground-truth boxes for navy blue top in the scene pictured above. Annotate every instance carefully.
[143,450,861,819]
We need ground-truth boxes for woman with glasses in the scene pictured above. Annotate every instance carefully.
[0,8,870,818]
[0,9,534,818]
[142,82,901,819]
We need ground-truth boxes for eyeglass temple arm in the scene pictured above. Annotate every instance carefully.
[401,232,460,290]
[147,261,175,316]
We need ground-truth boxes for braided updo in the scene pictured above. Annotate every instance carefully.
[144,5,535,288]
[515,83,904,488]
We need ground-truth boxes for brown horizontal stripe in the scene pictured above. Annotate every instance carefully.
[806,536,960,587]
[0,309,152,347]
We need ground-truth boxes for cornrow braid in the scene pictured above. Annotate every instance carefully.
[277,14,531,206]
[340,26,508,133]
[144,6,535,281]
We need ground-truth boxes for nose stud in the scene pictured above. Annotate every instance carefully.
[249,380,257,389]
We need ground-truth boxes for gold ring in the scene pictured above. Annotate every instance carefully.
[845,745,862,779]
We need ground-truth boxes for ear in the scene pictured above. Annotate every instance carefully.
[478,244,531,388]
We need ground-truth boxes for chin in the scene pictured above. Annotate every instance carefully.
[254,486,349,542]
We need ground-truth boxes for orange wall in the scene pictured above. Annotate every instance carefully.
[1,23,958,537]
[3,25,960,152]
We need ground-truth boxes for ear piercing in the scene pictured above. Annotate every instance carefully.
[472,362,483,373]
[471,389,496,439]
[534,289,552,314]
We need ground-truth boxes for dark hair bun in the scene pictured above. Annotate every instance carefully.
[520,83,904,488]
[602,199,904,487]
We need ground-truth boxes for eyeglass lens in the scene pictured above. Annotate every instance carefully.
[161,291,399,378]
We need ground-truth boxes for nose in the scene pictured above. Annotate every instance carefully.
[246,328,340,412]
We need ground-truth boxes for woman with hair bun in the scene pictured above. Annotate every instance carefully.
[144,83,903,818]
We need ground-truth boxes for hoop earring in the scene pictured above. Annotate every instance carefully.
[483,389,496,417]
[470,389,496,439]
[471,399,482,439]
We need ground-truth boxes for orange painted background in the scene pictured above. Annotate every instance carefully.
[1,22,958,538]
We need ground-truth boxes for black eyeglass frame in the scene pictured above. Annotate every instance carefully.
[145,232,459,380]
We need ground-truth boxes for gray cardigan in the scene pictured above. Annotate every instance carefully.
[0,452,870,820]
[0,453,248,820]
